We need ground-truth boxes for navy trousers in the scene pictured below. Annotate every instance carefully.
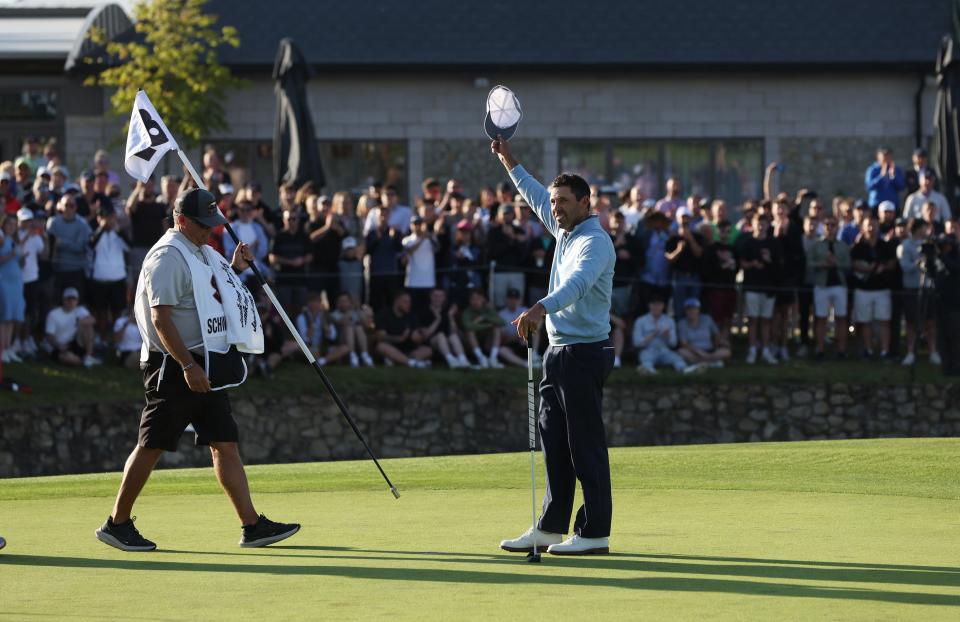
[537,339,615,538]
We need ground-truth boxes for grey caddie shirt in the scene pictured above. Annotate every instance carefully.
[140,229,208,351]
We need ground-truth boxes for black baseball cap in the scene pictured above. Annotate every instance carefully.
[174,188,227,227]
[506,287,521,299]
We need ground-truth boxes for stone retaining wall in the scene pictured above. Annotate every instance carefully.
[2,383,958,477]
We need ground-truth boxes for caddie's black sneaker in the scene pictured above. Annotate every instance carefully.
[240,514,300,548]
[95,516,157,552]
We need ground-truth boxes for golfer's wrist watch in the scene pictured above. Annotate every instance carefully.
[181,362,196,372]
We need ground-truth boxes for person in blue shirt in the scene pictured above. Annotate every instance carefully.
[492,136,616,557]
[865,147,905,209]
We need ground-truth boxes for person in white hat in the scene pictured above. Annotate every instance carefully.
[14,207,46,357]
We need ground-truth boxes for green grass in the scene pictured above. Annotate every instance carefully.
[1,439,958,620]
[0,355,950,410]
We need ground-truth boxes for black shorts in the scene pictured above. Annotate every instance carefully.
[903,289,936,324]
[138,352,239,452]
[89,279,127,315]
[51,339,86,361]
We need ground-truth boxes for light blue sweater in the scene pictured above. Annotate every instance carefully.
[509,165,615,346]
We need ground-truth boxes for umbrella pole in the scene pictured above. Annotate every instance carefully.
[175,149,400,499]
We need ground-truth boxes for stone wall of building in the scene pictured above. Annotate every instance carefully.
[2,383,957,478]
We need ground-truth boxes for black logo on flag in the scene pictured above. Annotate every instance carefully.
[132,108,170,161]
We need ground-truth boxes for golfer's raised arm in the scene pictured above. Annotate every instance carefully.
[492,138,558,237]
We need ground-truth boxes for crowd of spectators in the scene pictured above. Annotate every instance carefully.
[0,138,952,377]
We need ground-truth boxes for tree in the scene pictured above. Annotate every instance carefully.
[85,0,242,146]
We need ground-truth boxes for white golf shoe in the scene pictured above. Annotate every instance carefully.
[499,526,563,553]
[546,534,610,556]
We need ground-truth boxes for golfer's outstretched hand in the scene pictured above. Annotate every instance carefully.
[512,302,546,342]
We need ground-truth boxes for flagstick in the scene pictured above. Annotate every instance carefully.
[175,149,400,499]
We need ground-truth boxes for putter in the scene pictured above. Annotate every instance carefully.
[525,328,541,563]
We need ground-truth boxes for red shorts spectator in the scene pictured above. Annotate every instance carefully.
[705,288,737,325]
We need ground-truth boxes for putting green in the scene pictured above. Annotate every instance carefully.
[1,439,958,620]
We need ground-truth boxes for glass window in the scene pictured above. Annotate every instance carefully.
[610,143,659,200]
[714,140,763,208]
[559,139,762,210]
[560,142,606,185]
[663,142,711,199]
[319,141,407,199]
[0,90,58,120]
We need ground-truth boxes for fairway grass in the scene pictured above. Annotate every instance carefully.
[1,439,958,620]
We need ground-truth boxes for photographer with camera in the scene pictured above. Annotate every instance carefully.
[897,220,939,366]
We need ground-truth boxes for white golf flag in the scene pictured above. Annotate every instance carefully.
[124,90,178,182]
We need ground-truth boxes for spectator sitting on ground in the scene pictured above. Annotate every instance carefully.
[45,287,100,367]
[495,287,536,368]
[112,306,142,369]
[417,287,470,369]
[329,292,375,368]
[295,292,350,367]
[740,211,781,364]
[257,291,299,377]
[676,298,731,369]
[865,147,905,209]
[460,289,506,369]
[374,289,432,368]
[903,170,951,223]
[632,296,692,375]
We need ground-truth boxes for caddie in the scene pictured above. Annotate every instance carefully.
[96,187,299,552]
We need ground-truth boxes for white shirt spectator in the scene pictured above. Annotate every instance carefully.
[46,305,91,347]
[113,315,143,352]
[16,229,44,283]
[91,230,129,281]
[903,189,952,222]
[632,313,677,350]
[232,220,260,248]
[363,205,413,235]
[402,234,436,288]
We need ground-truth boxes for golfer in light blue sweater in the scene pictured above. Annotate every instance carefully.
[492,136,616,556]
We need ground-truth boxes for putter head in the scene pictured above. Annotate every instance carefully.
[391,486,400,499]
[526,551,542,563]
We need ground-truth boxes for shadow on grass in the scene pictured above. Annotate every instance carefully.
[2,552,958,607]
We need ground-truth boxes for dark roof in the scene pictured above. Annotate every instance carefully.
[202,0,951,71]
